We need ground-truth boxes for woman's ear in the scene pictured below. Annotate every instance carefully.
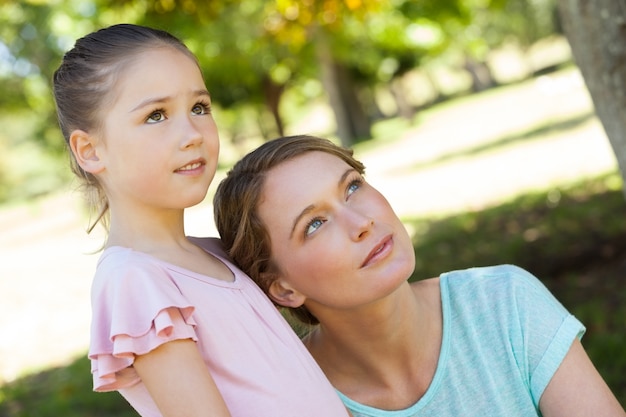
[69,129,105,174]
[267,276,306,308]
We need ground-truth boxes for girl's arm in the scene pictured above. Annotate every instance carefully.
[539,338,625,416]
[133,338,232,417]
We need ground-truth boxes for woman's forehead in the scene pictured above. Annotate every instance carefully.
[269,151,347,183]
[261,152,351,211]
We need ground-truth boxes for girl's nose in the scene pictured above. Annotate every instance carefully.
[180,117,204,149]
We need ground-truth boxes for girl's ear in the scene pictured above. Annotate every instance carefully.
[266,276,306,308]
[69,129,105,174]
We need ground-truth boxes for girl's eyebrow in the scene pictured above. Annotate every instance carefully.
[289,168,356,238]
[129,89,210,113]
[130,96,168,113]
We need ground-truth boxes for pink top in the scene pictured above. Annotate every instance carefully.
[89,237,348,417]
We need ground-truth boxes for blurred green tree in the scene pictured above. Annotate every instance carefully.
[0,0,568,202]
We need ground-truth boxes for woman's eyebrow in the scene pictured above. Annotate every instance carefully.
[290,204,315,239]
[289,168,356,238]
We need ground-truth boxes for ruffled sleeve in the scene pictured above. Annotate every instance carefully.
[88,249,198,392]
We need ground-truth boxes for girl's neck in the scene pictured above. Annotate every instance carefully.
[107,212,235,282]
[106,206,187,253]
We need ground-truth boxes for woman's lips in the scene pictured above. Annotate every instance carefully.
[361,235,393,268]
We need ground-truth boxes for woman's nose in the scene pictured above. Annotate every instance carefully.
[349,210,374,241]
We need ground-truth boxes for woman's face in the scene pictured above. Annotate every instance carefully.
[258,151,415,314]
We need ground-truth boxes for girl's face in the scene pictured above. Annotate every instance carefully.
[94,47,219,212]
[258,151,415,314]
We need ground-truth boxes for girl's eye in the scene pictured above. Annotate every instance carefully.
[146,110,165,124]
[304,218,324,238]
[192,101,211,115]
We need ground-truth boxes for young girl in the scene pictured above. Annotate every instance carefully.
[213,135,626,417]
[53,25,350,417]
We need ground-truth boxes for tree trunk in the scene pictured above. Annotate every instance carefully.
[558,0,626,198]
[389,75,416,120]
[262,76,285,138]
[334,62,371,141]
[315,32,371,146]
[463,55,495,93]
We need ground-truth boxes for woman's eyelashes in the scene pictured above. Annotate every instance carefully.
[346,177,363,197]
[145,101,212,124]
[304,217,325,238]
[302,175,365,239]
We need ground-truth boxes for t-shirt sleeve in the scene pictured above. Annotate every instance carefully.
[504,265,585,406]
[89,254,198,392]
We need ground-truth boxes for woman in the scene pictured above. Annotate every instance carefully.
[213,135,625,416]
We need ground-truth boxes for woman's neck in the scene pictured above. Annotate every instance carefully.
[305,278,443,410]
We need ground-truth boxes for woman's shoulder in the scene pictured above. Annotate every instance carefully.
[410,276,441,305]
[440,264,565,322]
[437,264,553,315]
[441,264,539,289]
[409,265,537,313]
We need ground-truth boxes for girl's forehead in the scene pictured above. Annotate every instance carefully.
[122,46,193,71]
[111,47,203,100]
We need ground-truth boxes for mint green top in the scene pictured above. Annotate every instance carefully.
[338,264,585,417]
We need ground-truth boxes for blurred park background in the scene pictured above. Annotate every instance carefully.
[1,0,625,415]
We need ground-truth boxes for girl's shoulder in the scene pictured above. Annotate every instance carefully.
[95,238,238,288]
[96,237,229,275]
[187,236,229,259]
[97,245,166,274]
[92,246,176,298]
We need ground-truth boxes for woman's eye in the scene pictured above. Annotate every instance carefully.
[347,179,362,196]
[305,218,324,237]
[147,110,165,123]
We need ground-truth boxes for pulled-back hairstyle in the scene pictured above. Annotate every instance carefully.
[53,23,198,233]
[214,135,366,325]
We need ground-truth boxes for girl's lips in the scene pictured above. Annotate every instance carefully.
[361,235,393,268]
[175,158,205,173]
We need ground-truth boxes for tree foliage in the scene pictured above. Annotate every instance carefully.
[0,0,562,155]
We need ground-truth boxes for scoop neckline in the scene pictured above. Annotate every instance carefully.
[101,242,240,288]
[336,274,452,415]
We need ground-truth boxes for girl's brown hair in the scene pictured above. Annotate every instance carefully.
[214,135,365,325]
